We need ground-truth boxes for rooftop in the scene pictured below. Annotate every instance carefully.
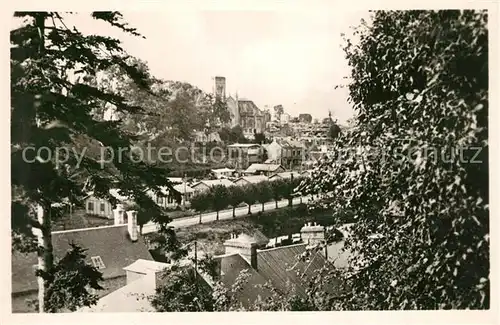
[235,175,269,184]
[123,259,170,274]
[191,179,235,188]
[12,225,152,294]
[245,163,284,173]
[77,271,156,312]
[211,168,235,173]
[227,143,261,148]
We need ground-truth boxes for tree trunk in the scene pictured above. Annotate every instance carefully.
[36,204,54,313]
[199,212,202,224]
[232,207,236,218]
[288,197,293,207]
[262,202,265,211]
[216,210,219,220]
[247,204,251,215]
[275,200,278,209]
[34,15,51,313]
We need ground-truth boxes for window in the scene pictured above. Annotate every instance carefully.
[87,201,94,212]
[91,256,106,269]
[100,203,105,213]
[157,196,164,205]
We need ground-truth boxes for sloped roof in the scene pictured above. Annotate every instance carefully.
[213,253,271,307]
[268,172,297,180]
[227,143,261,148]
[250,229,269,247]
[77,273,155,312]
[214,242,329,305]
[123,259,170,274]
[12,225,153,294]
[245,163,284,174]
[191,179,235,189]
[211,168,235,173]
[171,183,195,194]
[235,175,269,184]
[256,243,327,297]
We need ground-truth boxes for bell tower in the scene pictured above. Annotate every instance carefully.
[214,76,226,100]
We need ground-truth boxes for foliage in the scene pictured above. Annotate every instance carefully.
[190,190,212,220]
[328,123,342,139]
[150,264,215,312]
[152,225,188,262]
[209,185,230,220]
[226,185,246,217]
[254,181,272,211]
[269,180,284,208]
[298,113,313,123]
[42,244,104,312]
[11,11,173,312]
[241,184,258,214]
[218,125,248,144]
[303,10,488,310]
[273,105,284,121]
[254,133,267,144]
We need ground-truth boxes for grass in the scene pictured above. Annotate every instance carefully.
[52,211,113,231]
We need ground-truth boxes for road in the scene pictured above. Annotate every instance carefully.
[141,196,311,234]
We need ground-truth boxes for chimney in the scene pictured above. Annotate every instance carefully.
[223,234,258,270]
[300,222,325,246]
[126,210,138,242]
[113,204,125,225]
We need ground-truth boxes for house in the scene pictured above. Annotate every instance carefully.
[194,131,222,143]
[244,163,285,176]
[226,143,264,170]
[211,168,235,179]
[77,257,212,312]
[234,175,269,186]
[299,169,314,177]
[210,223,338,308]
[191,179,235,193]
[268,171,297,181]
[11,209,153,313]
[83,189,129,219]
[77,259,171,312]
[148,183,196,209]
[264,139,305,169]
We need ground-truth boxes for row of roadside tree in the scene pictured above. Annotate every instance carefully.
[189,177,305,221]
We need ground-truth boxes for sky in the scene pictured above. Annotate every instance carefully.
[14,9,372,124]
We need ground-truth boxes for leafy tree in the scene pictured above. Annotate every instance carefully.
[150,264,215,312]
[328,123,342,140]
[303,10,488,309]
[254,133,266,144]
[273,105,284,121]
[43,244,104,312]
[241,184,258,215]
[210,185,229,220]
[219,125,248,144]
[11,11,173,312]
[254,182,272,211]
[227,185,245,218]
[154,225,188,262]
[269,180,285,209]
[277,175,302,207]
[190,191,212,224]
[298,113,313,123]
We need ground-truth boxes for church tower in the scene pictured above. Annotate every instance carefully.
[214,76,226,100]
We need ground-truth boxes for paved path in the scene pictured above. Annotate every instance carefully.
[141,196,311,234]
